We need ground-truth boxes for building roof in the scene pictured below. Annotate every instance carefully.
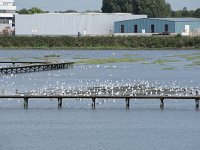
[149,18,200,22]
[0,13,13,17]
[0,0,15,2]
[18,13,145,16]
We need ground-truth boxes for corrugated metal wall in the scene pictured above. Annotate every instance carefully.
[114,18,200,34]
[114,18,175,33]
[175,21,200,33]
[15,13,147,36]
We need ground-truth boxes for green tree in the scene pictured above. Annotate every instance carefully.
[132,0,142,14]
[194,8,200,18]
[17,7,47,14]
[171,7,200,18]
[172,10,182,17]
[182,7,189,17]
[101,0,172,17]
[17,8,29,14]
[102,0,118,13]
[139,0,171,17]
[56,10,78,13]
[119,0,133,13]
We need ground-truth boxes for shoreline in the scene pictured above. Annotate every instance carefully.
[0,47,200,50]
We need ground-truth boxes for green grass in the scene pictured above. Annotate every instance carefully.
[123,54,138,57]
[182,55,200,61]
[76,57,145,64]
[184,61,200,68]
[171,52,200,61]
[152,59,181,64]
[73,55,90,60]
[9,57,22,61]
[141,61,151,64]
[44,54,60,57]
[193,61,200,65]
[162,67,176,70]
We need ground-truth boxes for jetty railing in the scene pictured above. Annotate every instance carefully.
[0,62,74,75]
[0,95,199,109]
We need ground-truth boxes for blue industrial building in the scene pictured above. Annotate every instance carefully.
[114,18,200,35]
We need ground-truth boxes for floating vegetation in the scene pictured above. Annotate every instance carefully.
[76,57,145,64]
[123,54,138,57]
[9,57,21,61]
[171,52,200,61]
[193,61,200,65]
[44,54,60,58]
[185,61,200,67]
[28,56,44,60]
[162,67,176,70]
[73,55,90,60]
[183,55,200,61]
[152,59,180,65]
[141,61,152,65]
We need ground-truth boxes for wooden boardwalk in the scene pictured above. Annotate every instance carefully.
[0,62,74,75]
[0,95,199,109]
[0,61,45,64]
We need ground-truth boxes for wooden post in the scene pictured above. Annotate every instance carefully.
[195,91,199,109]
[126,98,130,109]
[195,99,199,109]
[58,98,62,108]
[24,98,28,109]
[160,98,164,109]
[92,98,96,108]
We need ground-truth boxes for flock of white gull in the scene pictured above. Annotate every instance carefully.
[0,63,199,97]
[3,81,198,97]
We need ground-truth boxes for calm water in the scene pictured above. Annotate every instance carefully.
[0,49,200,150]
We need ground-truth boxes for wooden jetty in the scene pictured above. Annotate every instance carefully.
[0,61,46,67]
[0,95,199,109]
[0,61,45,64]
[0,62,74,75]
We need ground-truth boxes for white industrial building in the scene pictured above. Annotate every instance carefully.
[0,0,16,34]
[15,13,147,36]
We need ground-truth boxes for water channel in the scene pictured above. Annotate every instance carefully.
[0,49,200,150]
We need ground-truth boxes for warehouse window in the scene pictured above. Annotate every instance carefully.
[121,25,125,33]
[151,24,155,33]
[165,24,169,32]
[134,25,138,33]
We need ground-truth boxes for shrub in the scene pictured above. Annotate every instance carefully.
[0,36,199,49]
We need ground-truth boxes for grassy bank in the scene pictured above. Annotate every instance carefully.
[0,36,200,50]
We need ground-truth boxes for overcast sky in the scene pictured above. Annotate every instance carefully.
[15,0,200,12]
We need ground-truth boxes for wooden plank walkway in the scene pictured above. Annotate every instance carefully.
[0,62,74,75]
[0,61,45,64]
[0,95,199,109]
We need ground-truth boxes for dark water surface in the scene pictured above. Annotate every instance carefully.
[0,49,200,150]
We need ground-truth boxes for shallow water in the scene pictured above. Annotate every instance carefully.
[0,49,200,150]
[0,49,200,94]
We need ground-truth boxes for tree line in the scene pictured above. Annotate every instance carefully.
[102,0,171,17]
[17,8,100,14]
[101,0,200,18]
[17,7,49,14]
[16,0,200,18]
[171,7,200,18]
